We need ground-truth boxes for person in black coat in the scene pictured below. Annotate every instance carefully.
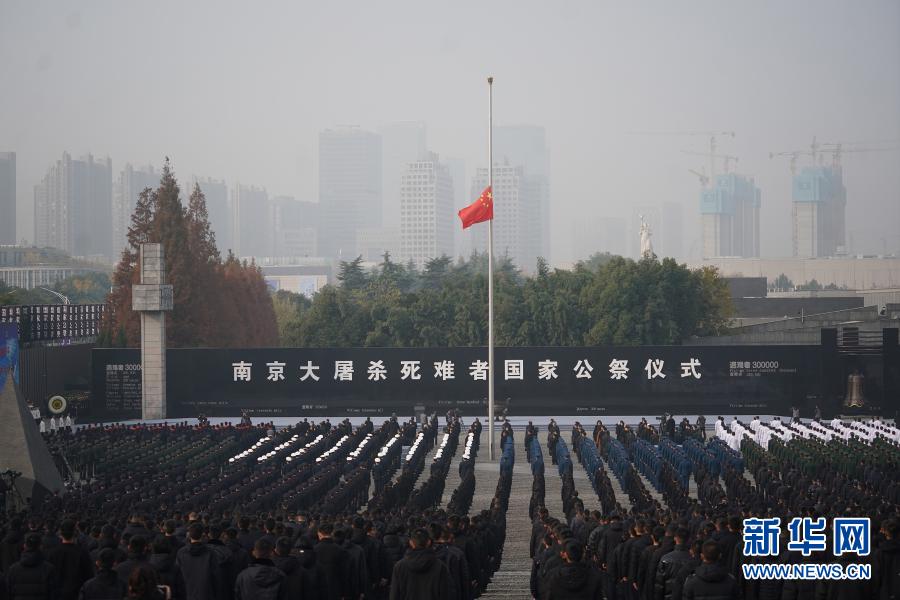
[544,540,603,600]
[431,525,471,600]
[313,523,350,600]
[233,538,286,600]
[5,533,58,600]
[637,527,667,600]
[48,521,94,600]
[643,526,675,600]
[655,530,694,600]
[628,521,652,596]
[336,528,367,600]
[222,529,249,579]
[874,519,900,600]
[682,542,740,600]
[114,537,155,586]
[175,524,222,600]
[296,541,329,600]
[388,528,450,600]
[1,519,24,574]
[272,537,303,599]
[78,548,127,600]
[121,517,153,545]
[148,538,184,600]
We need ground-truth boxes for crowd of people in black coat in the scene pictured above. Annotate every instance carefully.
[3,414,899,600]
[526,418,900,600]
[0,414,513,600]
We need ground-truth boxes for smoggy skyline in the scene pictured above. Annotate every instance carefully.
[2,0,899,264]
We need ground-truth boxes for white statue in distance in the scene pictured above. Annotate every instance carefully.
[639,215,654,259]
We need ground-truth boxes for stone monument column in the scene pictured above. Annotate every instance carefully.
[132,243,173,420]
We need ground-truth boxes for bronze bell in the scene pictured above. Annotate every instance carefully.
[844,373,865,408]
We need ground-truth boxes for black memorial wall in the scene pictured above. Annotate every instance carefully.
[90,345,827,422]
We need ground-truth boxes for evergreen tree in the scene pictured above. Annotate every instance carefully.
[103,160,278,348]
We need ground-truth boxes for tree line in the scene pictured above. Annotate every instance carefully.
[278,251,732,348]
[0,272,111,306]
[100,161,278,348]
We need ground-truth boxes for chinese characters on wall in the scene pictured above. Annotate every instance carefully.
[230,357,705,383]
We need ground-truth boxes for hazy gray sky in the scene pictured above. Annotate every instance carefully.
[2,0,899,263]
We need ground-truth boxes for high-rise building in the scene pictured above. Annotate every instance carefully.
[113,164,157,259]
[700,173,761,258]
[792,166,846,257]
[34,152,113,260]
[0,153,15,245]
[443,157,467,259]
[192,177,230,253]
[231,184,271,258]
[381,122,426,230]
[399,153,454,268]
[494,126,550,261]
[272,196,319,257]
[318,127,382,259]
[471,164,541,272]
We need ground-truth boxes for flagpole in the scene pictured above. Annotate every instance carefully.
[487,76,495,461]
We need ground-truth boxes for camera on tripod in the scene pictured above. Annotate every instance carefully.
[1,469,25,510]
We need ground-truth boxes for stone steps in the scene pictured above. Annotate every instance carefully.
[481,570,533,599]
[481,432,532,599]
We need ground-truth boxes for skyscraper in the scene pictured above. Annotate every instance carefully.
[494,125,550,261]
[193,177,230,253]
[34,152,113,260]
[231,184,271,258]
[318,127,382,259]
[113,164,157,259]
[271,196,319,257]
[700,173,761,258]
[443,157,467,259]
[792,165,846,257]
[0,152,15,245]
[471,164,541,272]
[380,122,426,230]
[399,153,454,268]
[73,154,112,259]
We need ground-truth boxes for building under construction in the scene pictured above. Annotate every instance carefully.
[792,165,847,258]
[700,172,761,258]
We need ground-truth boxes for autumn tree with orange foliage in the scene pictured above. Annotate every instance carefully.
[101,160,278,348]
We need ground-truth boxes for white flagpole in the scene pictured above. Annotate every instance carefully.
[487,76,495,461]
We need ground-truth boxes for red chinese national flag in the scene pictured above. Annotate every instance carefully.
[458,186,493,229]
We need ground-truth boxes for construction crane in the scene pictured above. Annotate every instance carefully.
[688,167,710,187]
[769,136,820,175]
[682,150,739,174]
[819,141,900,168]
[628,130,735,179]
[771,138,899,173]
[769,150,805,175]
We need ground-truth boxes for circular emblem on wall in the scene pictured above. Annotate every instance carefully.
[48,395,67,414]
